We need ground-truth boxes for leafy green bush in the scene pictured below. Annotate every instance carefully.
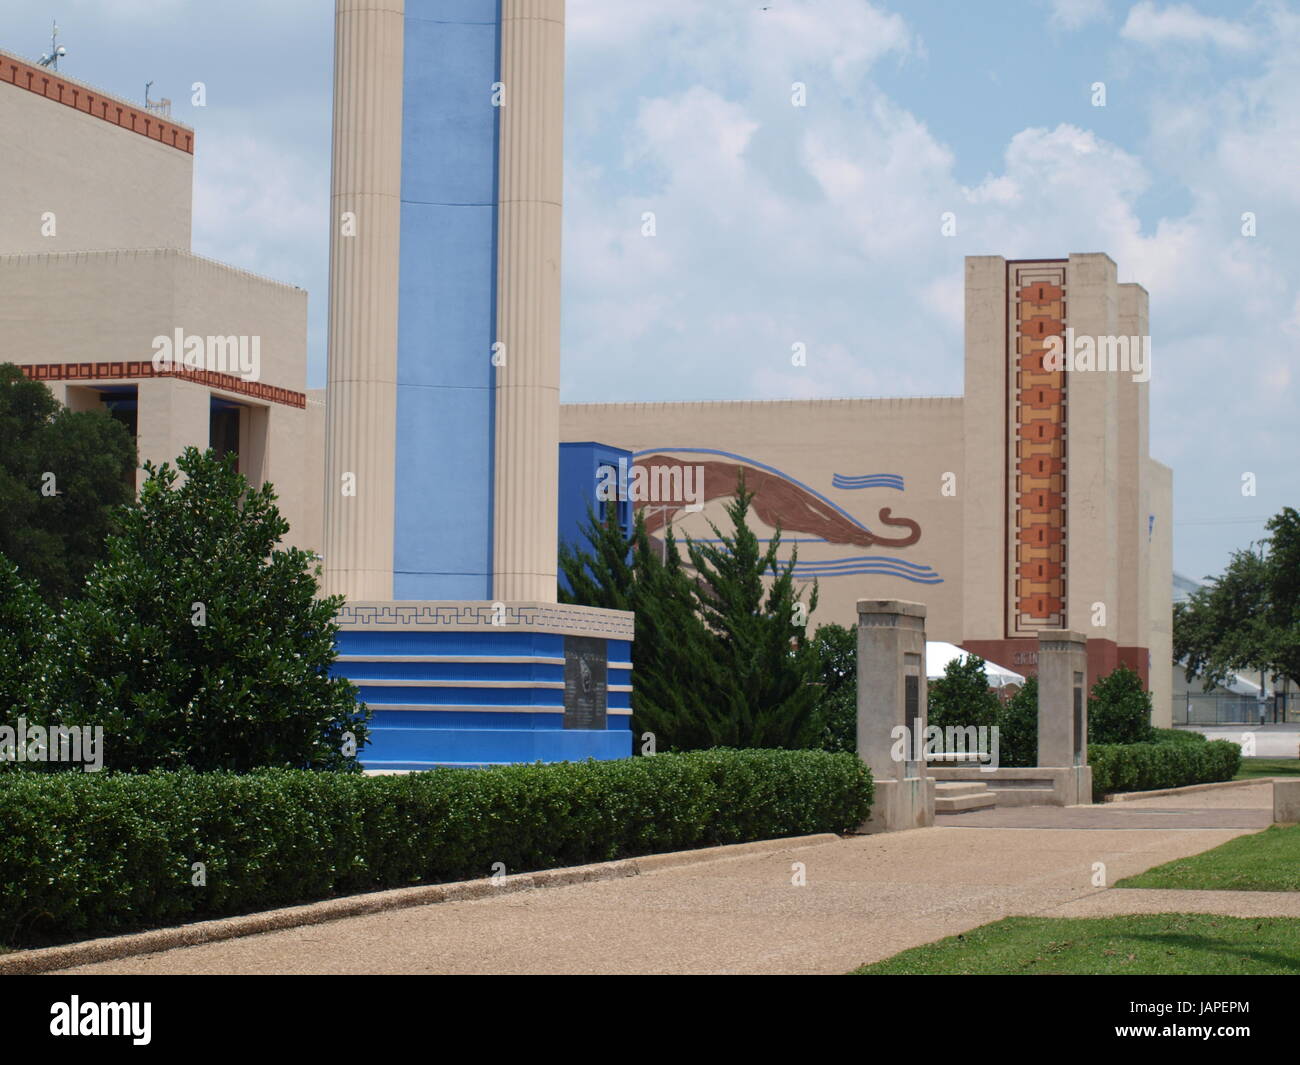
[0,555,50,718]
[0,749,872,946]
[47,448,367,772]
[1088,664,1155,745]
[811,622,857,753]
[929,669,1199,771]
[0,364,136,604]
[1090,739,1241,799]
[928,654,1001,732]
[1149,728,1207,745]
[996,676,1038,768]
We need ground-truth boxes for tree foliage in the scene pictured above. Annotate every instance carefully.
[0,364,136,603]
[810,622,857,753]
[0,555,53,718]
[47,447,368,772]
[560,505,718,749]
[1088,663,1155,745]
[927,653,1000,732]
[559,476,821,750]
[683,482,821,748]
[996,676,1038,768]
[1174,507,1300,691]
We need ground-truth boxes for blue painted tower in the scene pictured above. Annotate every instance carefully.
[324,0,633,768]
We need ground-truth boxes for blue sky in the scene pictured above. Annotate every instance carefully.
[1,0,1296,583]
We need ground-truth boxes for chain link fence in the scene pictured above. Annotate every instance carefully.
[1173,692,1300,726]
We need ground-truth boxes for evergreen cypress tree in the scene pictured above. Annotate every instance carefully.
[626,520,723,750]
[557,503,635,612]
[559,475,821,750]
[684,476,821,749]
[559,508,720,750]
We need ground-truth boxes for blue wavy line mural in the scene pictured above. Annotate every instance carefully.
[786,556,944,584]
[831,473,905,491]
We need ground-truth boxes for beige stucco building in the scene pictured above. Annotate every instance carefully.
[562,254,1174,725]
[0,47,323,551]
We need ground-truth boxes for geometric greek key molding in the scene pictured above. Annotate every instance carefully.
[335,600,636,640]
[19,362,306,410]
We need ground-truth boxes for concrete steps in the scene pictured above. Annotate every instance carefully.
[934,781,998,813]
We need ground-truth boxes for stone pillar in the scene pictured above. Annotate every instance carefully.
[856,600,934,833]
[1036,630,1092,804]
[1274,780,1300,824]
[492,0,565,603]
[322,0,404,602]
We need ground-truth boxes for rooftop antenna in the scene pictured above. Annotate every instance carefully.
[37,19,66,70]
[144,79,172,117]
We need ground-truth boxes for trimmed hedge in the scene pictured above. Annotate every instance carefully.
[1090,739,1241,800]
[1149,728,1208,745]
[0,748,871,946]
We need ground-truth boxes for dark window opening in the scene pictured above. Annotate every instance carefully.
[97,387,139,491]
[210,402,241,473]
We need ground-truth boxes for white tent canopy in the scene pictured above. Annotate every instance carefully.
[926,641,1026,690]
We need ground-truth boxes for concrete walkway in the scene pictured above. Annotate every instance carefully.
[1193,724,1300,758]
[54,782,1289,975]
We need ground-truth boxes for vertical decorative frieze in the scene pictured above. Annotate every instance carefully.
[1008,262,1068,635]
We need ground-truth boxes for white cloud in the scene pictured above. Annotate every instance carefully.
[191,129,324,288]
[1050,0,1109,31]
[1120,1,1256,51]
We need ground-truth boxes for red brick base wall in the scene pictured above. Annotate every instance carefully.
[959,636,1147,693]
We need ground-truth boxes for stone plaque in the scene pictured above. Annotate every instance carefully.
[905,673,920,775]
[564,635,607,730]
[1073,683,1084,766]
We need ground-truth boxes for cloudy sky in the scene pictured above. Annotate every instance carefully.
[1,0,1295,583]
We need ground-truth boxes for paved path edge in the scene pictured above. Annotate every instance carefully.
[1103,777,1278,803]
[0,833,841,975]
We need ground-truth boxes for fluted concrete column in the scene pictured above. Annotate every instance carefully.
[323,0,404,601]
[492,0,565,603]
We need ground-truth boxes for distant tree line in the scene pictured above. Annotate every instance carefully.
[1174,508,1300,696]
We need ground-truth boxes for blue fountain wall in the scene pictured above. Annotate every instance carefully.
[335,628,633,770]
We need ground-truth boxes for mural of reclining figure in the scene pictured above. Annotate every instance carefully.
[632,453,921,548]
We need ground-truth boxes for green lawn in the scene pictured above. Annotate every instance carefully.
[1116,824,1300,892]
[1236,757,1300,780]
[854,914,1300,974]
